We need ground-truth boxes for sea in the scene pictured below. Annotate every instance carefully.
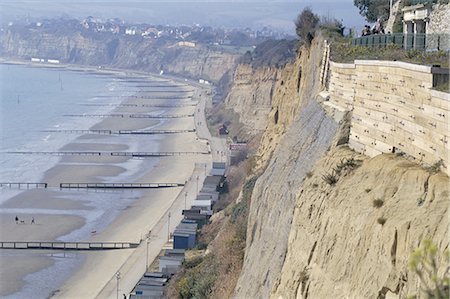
[0,64,165,298]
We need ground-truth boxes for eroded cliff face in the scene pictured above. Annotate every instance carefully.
[231,34,448,299]
[234,38,343,298]
[271,146,449,299]
[255,43,321,169]
[224,64,279,135]
[0,30,237,82]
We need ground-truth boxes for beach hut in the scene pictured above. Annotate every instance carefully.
[197,192,219,203]
[173,220,197,249]
[202,176,222,192]
[192,199,213,214]
[182,208,210,227]
[158,255,184,274]
[210,162,226,176]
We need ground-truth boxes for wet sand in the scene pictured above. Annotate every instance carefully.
[0,70,208,298]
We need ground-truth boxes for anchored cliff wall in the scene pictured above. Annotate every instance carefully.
[0,30,237,82]
[325,60,450,175]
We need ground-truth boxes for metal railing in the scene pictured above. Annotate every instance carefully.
[406,0,434,5]
[351,33,449,51]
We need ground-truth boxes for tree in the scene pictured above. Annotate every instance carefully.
[295,7,320,45]
[353,0,390,22]
[409,240,450,298]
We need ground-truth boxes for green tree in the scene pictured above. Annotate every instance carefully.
[295,7,320,45]
[353,0,390,22]
[409,240,450,298]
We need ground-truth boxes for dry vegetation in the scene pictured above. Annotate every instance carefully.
[167,103,263,298]
[330,43,449,68]
[166,157,259,299]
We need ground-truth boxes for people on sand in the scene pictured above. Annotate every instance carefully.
[15,215,19,224]
[31,217,35,224]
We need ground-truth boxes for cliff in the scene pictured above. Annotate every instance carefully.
[234,37,344,298]
[0,29,237,82]
[224,64,278,135]
[223,39,297,137]
[223,36,448,298]
[271,146,449,298]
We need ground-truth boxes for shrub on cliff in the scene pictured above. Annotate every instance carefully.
[295,7,320,46]
[238,39,297,69]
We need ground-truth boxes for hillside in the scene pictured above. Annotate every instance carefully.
[0,24,238,82]
[198,35,449,299]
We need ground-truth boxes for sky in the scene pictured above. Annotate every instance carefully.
[0,1,367,34]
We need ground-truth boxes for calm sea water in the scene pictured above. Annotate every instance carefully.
[0,64,164,298]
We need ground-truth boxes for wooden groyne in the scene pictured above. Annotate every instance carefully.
[0,183,47,189]
[63,113,193,118]
[139,95,189,99]
[140,103,197,108]
[6,151,102,156]
[135,84,185,88]
[63,114,125,118]
[41,129,195,135]
[42,129,112,134]
[6,151,209,157]
[60,182,184,189]
[136,90,187,93]
[0,241,139,250]
[79,103,196,108]
[110,151,209,157]
[117,129,195,134]
[129,113,193,119]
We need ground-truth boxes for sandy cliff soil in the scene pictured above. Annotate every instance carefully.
[271,146,449,299]
[224,64,279,135]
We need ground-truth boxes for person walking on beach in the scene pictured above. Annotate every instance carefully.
[15,216,19,224]
[31,217,35,224]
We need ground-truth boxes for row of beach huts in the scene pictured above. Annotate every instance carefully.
[129,162,227,298]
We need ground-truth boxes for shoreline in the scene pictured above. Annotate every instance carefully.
[0,57,210,91]
[0,62,212,298]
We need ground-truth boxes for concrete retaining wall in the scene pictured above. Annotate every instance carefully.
[326,60,449,175]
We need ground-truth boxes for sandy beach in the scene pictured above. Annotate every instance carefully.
[0,65,214,298]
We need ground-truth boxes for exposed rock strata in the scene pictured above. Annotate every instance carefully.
[224,64,279,135]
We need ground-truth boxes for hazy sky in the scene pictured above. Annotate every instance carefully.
[0,1,367,33]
